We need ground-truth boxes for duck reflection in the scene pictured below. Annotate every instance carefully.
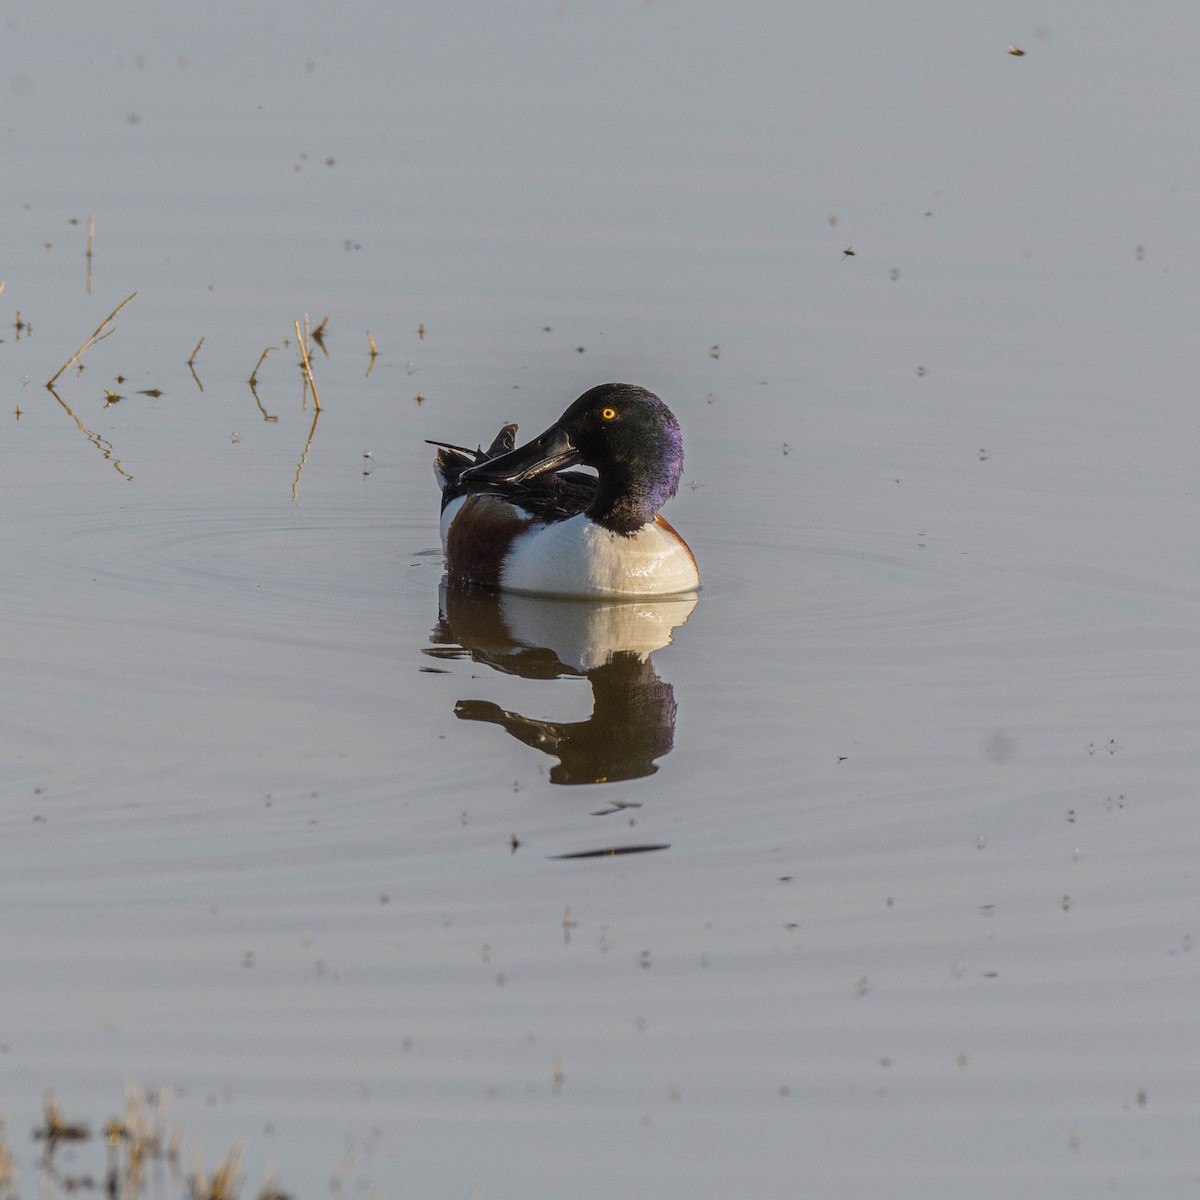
[427,579,696,785]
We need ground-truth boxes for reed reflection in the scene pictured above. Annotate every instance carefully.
[427,579,695,785]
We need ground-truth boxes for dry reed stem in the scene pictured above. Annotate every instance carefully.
[294,319,321,410]
[189,1142,243,1200]
[46,291,138,387]
[187,337,204,366]
[249,347,273,386]
[249,348,278,420]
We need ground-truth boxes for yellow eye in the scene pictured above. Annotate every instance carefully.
[601,407,617,420]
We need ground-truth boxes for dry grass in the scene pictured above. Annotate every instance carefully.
[249,347,273,387]
[32,1094,89,1148]
[190,1143,243,1200]
[46,291,138,387]
[293,320,320,410]
[25,1084,292,1200]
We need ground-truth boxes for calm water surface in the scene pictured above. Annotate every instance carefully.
[4,2,1200,1196]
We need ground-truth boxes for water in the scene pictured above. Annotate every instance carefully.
[4,2,1200,1196]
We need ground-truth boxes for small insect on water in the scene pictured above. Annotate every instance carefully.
[1008,42,1026,56]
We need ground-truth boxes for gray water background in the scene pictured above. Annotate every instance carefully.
[4,2,1200,1196]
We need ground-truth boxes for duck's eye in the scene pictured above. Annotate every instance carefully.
[601,407,617,420]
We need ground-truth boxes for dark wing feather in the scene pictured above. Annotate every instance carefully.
[430,425,596,522]
[498,469,596,523]
[429,423,519,510]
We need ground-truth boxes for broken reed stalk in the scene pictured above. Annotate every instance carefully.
[46,291,138,387]
[248,348,278,420]
[249,346,272,386]
[294,319,321,410]
[366,330,377,357]
[187,337,205,394]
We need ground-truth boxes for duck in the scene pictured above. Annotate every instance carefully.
[429,383,699,598]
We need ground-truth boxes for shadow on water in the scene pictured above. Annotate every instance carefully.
[425,578,696,785]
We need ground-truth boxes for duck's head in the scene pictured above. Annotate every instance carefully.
[461,383,685,535]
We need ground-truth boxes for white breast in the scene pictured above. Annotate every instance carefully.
[439,494,467,550]
[500,514,699,598]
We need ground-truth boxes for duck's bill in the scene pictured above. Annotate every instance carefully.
[460,423,580,485]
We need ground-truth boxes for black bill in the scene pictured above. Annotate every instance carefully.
[460,422,580,485]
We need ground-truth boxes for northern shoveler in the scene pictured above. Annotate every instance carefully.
[429,383,699,598]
